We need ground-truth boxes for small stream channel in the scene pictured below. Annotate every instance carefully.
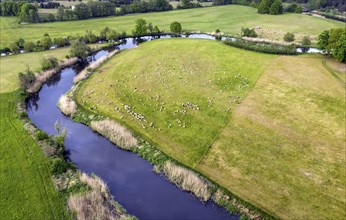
[26,35,240,220]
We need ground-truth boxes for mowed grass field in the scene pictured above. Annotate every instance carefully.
[77,39,346,219]
[0,44,105,93]
[1,5,344,48]
[0,92,67,219]
[77,39,275,166]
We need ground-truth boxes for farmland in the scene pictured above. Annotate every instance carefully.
[1,5,344,48]
[0,92,67,219]
[76,39,346,219]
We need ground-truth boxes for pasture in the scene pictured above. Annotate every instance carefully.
[76,38,346,219]
[1,5,344,48]
[0,92,67,219]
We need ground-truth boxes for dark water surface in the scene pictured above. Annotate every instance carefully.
[26,35,239,220]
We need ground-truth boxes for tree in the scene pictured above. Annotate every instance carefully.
[258,0,273,14]
[16,38,25,48]
[100,26,111,40]
[328,28,345,52]
[19,3,39,23]
[283,32,295,42]
[269,0,283,15]
[85,30,97,43]
[148,23,154,34]
[333,33,346,63]
[9,43,20,54]
[41,56,59,71]
[47,13,56,22]
[133,18,148,36]
[73,3,91,20]
[153,26,160,33]
[170,21,182,34]
[317,30,329,51]
[41,33,53,50]
[56,6,65,21]
[301,36,311,46]
[106,29,119,43]
[18,69,36,90]
[69,39,91,60]
[24,41,35,52]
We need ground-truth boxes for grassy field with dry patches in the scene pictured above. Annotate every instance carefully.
[197,56,346,219]
[77,38,345,219]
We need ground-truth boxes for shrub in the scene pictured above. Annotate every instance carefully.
[24,41,35,52]
[301,36,311,46]
[9,42,20,54]
[170,21,182,34]
[241,27,257,38]
[224,39,297,55]
[90,119,137,150]
[50,157,74,175]
[36,130,49,140]
[161,161,212,201]
[18,69,36,90]
[58,95,77,116]
[41,56,59,71]
[283,32,295,42]
[18,111,28,118]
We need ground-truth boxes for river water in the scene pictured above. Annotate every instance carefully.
[26,35,239,220]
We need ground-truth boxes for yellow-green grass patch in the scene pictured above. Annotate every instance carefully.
[197,56,346,219]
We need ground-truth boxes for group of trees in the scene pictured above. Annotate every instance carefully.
[39,2,61,9]
[0,1,40,23]
[132,18,162,36]
[258,0,283,14]
[118,0,172,15]
[317,28,346,62]
[177,0,202,9]
[284,3,302,13]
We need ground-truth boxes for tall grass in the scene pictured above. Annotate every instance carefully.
[58,94,77,116]
[91,119,138,150]
[68,173,125,220]
[74,50,119,83]
[27,57,79,93]
[161,161,212,201]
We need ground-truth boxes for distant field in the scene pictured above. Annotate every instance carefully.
[76,39,346,219]
[0,43,105,93]
[1,5,344,48]
[0,92,67,219]
[77,39,275,166]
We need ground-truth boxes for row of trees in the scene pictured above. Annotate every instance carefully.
[53,0,172,22]
[317,28,346,62]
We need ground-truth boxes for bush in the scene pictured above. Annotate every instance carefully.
[283,32,295,42]
[301,36,311,46]
[24,41,35,52]
[224,38,297,55]
[18,111,28,118]
[241,27,257,38]
[36,130,49,140]
[41,56,59,71]
[18,69,36,90]
[49,157,74,175]
[170,21,182,34]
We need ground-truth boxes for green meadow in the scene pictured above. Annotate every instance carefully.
[1,5,344,48]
